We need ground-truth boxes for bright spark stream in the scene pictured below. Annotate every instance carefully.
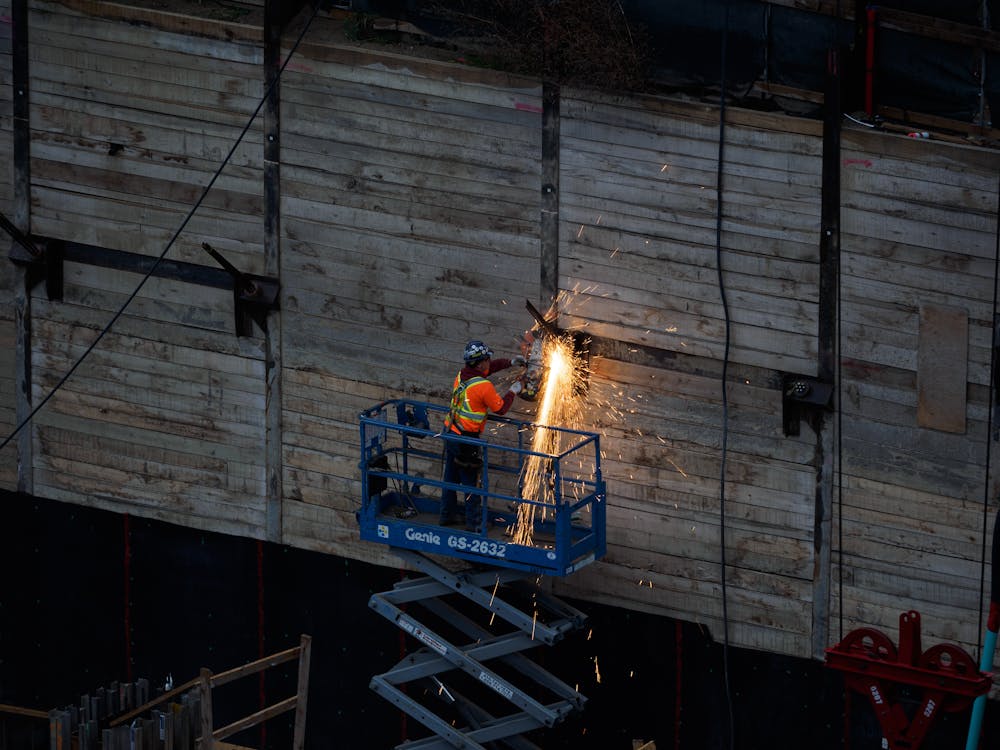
[513,333,588,545]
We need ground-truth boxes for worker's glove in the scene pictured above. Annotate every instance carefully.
[509,380,523,396]
[511,355,527,367]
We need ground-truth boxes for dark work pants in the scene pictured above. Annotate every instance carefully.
[439,438,483,529]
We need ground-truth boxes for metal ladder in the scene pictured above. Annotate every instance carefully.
[368,550,589,749]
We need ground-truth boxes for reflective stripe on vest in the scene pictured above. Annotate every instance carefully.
[446,374,489,433]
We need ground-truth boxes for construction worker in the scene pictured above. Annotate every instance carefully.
[440,340,525,531]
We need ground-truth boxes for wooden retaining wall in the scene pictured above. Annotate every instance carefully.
[837,131,1000,649]
[21,0,269,536]
[551,90,826,657]
[277,23,543,561]
[2,0,998,671]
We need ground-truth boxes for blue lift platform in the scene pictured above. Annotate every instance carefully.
[358,399,606,577]
[357,399,607,749]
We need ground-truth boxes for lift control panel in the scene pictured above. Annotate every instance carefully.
[358,399,606,577]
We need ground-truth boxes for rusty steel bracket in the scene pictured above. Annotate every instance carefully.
[201,242,280,337]
[524,299,591,396]
[825,610,992,750]
[782,373,833,436]
[2,211,63,300]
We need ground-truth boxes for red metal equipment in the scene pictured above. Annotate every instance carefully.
[825,611,992,749]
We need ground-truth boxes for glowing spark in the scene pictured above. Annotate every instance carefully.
[660,164,669,172]
[513,332,588,545]
[593,656,601,684]
[577,225,585,238]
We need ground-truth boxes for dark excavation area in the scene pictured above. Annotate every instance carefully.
[0,491,994,749]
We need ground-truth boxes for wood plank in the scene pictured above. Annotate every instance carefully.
[917,304,968,432]
[36,0,265,44]
[34,478,266,540]
[39,427,265,495]
[294,26,542,101]
[31,10,261,64]
[33,460,265,527]
[841,130,1000,188]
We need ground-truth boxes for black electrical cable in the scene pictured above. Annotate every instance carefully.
[0,3,321,453]
[835,0,846,646]
[977,169,1000,651]
[715,4,736,750]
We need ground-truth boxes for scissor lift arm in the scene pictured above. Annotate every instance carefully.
[369,550,589,749]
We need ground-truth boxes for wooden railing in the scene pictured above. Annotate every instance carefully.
[110,634,312,750]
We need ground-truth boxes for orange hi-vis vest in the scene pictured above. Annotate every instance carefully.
[445,373,496,435]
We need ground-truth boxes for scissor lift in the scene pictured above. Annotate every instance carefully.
[358,399,607,748]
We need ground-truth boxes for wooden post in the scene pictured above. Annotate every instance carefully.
[292,634,312,750]
[812,46,841,660]
[198,668,213,750]
[11,0,33,494]
[262,0,284,544]
[540,80,560,312]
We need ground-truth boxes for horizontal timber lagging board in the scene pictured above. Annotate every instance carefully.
[552,357,818,657]
[550,91,824,658]
[28,261,268,534]
[557,89,823,376]
[278,28,543,421]
[552,555,814,657]
[52,0,265,41]
[835,126,1000,659]
[27,0,266,271]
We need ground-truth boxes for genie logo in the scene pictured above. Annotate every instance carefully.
[405,527,441,546]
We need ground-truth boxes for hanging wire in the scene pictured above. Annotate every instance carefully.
[977,168,1000,652]
[715,4,736,749]
[0,3,321,453]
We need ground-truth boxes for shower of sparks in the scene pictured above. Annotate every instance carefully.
[506,287,692,545]
[513,331,589,545]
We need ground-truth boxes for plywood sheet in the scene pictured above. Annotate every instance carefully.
[917,304,968,433]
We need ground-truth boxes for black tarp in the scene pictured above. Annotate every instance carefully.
[3,492,998,748]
